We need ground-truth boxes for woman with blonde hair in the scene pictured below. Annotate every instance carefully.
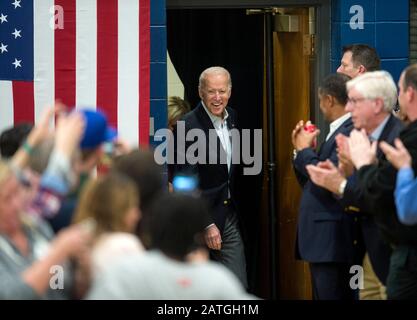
[168,96,191,131]
[73,172,143,276]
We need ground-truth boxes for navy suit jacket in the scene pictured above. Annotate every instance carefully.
[294,116,356,263]
[342,114,404,284]
[169,102,239,233]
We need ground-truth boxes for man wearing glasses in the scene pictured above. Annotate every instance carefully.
[307,71,404,300]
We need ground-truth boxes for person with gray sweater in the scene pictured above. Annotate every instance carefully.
[87,194,255,300]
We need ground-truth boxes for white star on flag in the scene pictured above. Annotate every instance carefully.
[0,13,7,23]
[12,0,22,9]
[0,43,8,53]
[12,58,22,68]
[12,28,22,39]
[0,0,151,148]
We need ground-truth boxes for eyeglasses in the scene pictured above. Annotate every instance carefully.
[347,97,369,105]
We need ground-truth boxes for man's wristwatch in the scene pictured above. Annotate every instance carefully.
[338,179,347,196]
[292,149,298,160]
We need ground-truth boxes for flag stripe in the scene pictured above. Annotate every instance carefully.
[0,81,14,133]
[139,0,150,146]
[12,81,35,124]
[97,0,118,128]
[118,0,139,146]
[2,0,150,148]
[54,0,76,108]
[34,0,55,124]
[75,0,97,108]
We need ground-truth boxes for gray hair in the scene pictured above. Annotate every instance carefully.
[346,70,397,112]
[198,66,232,89]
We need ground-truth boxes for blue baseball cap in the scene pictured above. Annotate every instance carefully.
[79,109,117,149]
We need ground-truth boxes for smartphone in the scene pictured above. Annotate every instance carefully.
[172,175,199,194]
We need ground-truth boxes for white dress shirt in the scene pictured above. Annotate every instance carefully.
[202,102,232,172]
[325,112,352,141]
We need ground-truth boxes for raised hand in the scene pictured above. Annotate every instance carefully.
[348,129,377,169]
[380,138,412,170]
[306,160,346,195]
[336,134,354,177]
[292,120,320,150]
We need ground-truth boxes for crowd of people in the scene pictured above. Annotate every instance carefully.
[0,90,253,299]
[2,43,417,300]
[293,44,417,300]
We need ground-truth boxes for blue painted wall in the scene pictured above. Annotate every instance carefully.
[150,0,167,147]
[331,0,409,82]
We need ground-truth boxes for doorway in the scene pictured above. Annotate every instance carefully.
[166,0,331,300]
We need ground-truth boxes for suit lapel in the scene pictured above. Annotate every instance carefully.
[318,117,353,158]
[376,115,394,159]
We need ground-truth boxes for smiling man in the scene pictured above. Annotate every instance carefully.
[306,71,403,300]
[170,66,247,289]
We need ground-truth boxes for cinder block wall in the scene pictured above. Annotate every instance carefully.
[331,0,409,82]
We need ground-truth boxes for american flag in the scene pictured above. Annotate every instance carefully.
[0,0,150,147]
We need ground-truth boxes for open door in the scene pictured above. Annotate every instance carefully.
[167,1,330,299]
[273,7,314,299]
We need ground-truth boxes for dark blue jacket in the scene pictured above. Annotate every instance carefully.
[342,114,404,284]
[170,102,239,233]
[294,117,356,263]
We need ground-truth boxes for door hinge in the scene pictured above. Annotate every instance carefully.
[303,34,315,56]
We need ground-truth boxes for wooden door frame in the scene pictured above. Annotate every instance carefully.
[166,0,331,134]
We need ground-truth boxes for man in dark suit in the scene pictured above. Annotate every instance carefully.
[307,70,404,299]
[170,66,247,288]
[292,73,356,300]
[347,64,417,299]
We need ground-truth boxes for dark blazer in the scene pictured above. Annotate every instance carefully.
[170,102,239,233]
[294,116,356,263]
[357,119,417,246]
[342,115,404,284]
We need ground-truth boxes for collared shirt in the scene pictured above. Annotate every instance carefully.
[325,112,351,141]
[369,114,390,142]
[201,101,232,172]
[201,102,232,228]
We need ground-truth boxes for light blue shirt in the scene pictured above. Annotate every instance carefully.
[369,115,390,142]
[395,167,417,225]
[40,149,73,195]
